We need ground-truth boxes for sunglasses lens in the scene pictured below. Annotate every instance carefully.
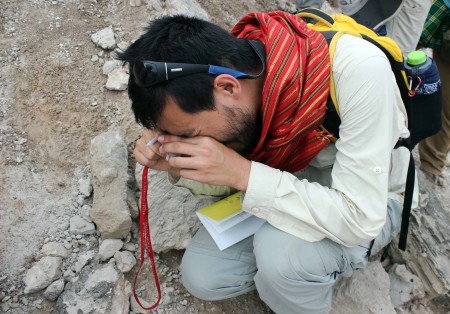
[132,62,145,86]
[132,62,159,87]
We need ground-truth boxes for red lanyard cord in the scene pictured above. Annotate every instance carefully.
[133,166,161,310]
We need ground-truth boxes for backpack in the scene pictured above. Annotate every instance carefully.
[295,8,443,251]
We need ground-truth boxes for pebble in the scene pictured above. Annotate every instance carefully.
[43,279,65,301]
[78,239,87,246]
[76,195,84,205]
[63,269,76,282]
[1,303,10,312]
[10,303,19,309]
[123,242,135,252]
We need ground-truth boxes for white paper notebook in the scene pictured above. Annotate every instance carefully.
[196,192,265,250]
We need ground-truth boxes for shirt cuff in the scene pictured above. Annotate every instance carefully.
[242,161,282,219]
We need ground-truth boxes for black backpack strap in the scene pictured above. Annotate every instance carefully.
[295,8,335,26]
[319,30,341,138]
[322,97,341,138]
[360,35,409,104]
[398,151,415,251]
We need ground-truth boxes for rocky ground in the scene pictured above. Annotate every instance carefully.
[0,0,449,313]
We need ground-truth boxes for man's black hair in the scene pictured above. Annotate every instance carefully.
[116,15,261,129]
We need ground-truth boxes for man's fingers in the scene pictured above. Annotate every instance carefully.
[159,141,209,158]
[148,141,165,158]
[134,149,174,172]
[136,137,164,159]
[133,149,155,168]
[158,134,204,144]
[159,136,219,157]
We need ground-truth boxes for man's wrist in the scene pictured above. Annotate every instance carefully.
[234,159,251,192]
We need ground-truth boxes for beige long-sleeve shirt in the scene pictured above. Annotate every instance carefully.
[242,35,415,247]
[172,34,416,247]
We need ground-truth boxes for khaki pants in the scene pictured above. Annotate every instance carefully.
[419,53,450,175]
[181,199,402,314]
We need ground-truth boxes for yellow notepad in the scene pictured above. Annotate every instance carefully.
[197,192,242,221]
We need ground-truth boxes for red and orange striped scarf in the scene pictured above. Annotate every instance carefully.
[231,11,331,172]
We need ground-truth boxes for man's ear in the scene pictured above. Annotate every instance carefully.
[213,74,242,99]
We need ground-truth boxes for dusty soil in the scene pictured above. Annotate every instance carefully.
[0,0,285,313]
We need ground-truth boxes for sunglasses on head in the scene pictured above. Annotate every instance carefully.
[131,40,266,87]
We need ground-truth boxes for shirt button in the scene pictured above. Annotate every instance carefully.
[374,167,382,175]
[253,207,260,213]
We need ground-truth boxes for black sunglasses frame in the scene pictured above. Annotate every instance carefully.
[130,40,266,87]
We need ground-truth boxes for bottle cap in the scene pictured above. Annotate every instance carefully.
[407,51,427,66]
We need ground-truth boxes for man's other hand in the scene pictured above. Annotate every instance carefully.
[158,135,251,191]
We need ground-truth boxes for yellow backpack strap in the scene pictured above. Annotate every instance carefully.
[319,30,363,142]
[326,30,364,117]
[296,9,364,140]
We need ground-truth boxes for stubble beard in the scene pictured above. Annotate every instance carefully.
[222,106,261,156]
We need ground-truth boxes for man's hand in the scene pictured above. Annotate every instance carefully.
[133,129,177,173]
[158,135,251,191]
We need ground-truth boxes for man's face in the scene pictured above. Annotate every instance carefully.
[158,96,260,155]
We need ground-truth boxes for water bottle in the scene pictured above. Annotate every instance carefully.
[403,50,442,147]
[404,50,440,96]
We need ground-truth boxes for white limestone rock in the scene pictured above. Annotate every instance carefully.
[40,242,70,259]
[99,239,124,261]
[54,263,131,313]
[74,250,96,273]
[331,261,396,314]
[135,164,218,252]
[43,279,65,301]
[90,129,132,239]
[78,176,92,197]
[23,256,63,294]
[69,215,96,235]
[389,264,425,307]
[91,27,116,50]
[105,68,129,91]
[102,60,122,75]
[114,250,136,273]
